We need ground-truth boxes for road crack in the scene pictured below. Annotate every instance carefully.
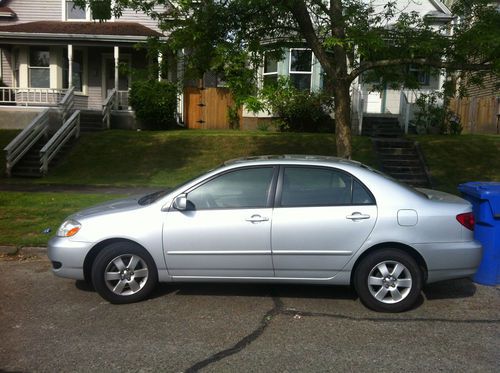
[184,296,283,373]
[184,297,498,372]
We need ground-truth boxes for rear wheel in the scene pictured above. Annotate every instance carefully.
[91,242,158,304]
[354,249,422,312]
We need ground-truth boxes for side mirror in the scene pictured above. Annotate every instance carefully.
[172,194,188,211]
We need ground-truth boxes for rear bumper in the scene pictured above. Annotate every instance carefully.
[414,240,483,283]
[47,237,94,280]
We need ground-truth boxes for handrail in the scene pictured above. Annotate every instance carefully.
[102,88,117,129]
[40,110,80,175]
[59,86,75,123]
[3,108,49,176]
[399,91,411,134]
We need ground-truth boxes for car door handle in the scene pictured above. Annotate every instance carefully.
[346,212,371,221]
[245,215,269,223]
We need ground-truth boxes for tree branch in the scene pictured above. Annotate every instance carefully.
[349,58,495,81]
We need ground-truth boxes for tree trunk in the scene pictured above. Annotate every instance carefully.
[333,81,352,159]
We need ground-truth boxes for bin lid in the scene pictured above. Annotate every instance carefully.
[458,182,500,217]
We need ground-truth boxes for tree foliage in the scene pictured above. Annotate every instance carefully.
[79,0,500,158]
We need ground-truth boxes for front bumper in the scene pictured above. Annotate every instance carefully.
[414,240,483,283]
[47,237,94,280]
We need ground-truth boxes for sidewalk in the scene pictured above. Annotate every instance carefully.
[0,183,162,195]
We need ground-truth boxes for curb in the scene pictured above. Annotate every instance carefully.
[0,246,47,255]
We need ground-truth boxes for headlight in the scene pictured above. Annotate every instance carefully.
[57,220,82,237]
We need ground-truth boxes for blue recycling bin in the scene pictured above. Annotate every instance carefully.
[458,182,500,285]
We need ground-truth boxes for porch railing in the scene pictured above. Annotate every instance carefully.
[102,88,117,129]
[0,88,66,106]
[117,90,130,110]
[59,87,75,123]
[399,92,412,134]
[3,108,49,176]
[40,110,80,175]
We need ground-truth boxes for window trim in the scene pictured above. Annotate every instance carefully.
[62,0,115,21]
[288,48,313,91]
[181,166,279,211]
[28,47,50,88]
[262,52,278,87]
[275,165,376,208]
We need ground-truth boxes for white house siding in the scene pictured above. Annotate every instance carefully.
[118,5,165,33]
[3,0,62,23]
[0,49,13,87]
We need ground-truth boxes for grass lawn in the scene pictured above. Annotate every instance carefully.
[0,130,374,188]
[414,135,500,194]
[0,191,125,247]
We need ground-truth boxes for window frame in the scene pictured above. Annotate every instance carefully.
[28,47,51,89]
[262,52,278,88]
[288,48,313,91]
[183,166,279,211]
[63,0,90,21]
[275,165,376,208]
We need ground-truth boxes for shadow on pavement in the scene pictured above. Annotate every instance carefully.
[423,278,476,300]
[75,278,477,304]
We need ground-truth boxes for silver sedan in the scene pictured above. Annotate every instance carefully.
[48,156,482,312]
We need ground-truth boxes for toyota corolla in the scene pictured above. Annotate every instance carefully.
[48,156,482,312]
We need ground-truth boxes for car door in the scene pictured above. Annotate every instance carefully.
[271,166,377,278]
[163,166,277,278]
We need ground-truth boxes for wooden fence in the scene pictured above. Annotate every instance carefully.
[449,96,500,134]
[184,87,236,129]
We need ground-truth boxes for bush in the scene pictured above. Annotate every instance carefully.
[411,92,462,135]
[257,77,334,133]
[129,80,178,130]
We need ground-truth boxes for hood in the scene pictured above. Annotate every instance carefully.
[71,196,143,220]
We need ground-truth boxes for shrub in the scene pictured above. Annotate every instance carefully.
[411,92,462,135]
[129,80,179,130]
[257,77,334,133]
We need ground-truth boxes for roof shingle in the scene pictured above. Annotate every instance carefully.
[0,21,162,37]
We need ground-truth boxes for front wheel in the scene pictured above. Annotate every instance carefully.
[91,242,158,304]
[354,249,423,312]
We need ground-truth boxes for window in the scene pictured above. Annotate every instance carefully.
[187,167,275,210]
[280,167,375,207]
[409,65,430,85]
[289,49,312,91]
[63,49,83,92]
[29,48,50,88]
[65,0,86,20]
[263,53,278,87]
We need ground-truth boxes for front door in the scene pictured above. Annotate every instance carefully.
[163,166,277,278]
[271,166,377,278]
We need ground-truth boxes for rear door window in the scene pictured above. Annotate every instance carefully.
[279,167,375,207]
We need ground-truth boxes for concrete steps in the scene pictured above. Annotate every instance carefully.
[80,110,105,132]
[372,138,431,188]
[362,116,402,138]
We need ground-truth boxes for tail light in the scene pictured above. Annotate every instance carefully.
[456,212,475,231]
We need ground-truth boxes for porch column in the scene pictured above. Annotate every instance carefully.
[67,44,73,88]
[114,46,119,109]
[157,51,163,82]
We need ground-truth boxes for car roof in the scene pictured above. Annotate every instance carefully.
[223,155,364,168]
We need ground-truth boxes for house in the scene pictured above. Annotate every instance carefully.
[0,0,179,176]
[0,0,170,125]
[236,0,455,134]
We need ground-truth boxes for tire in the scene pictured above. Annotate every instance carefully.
[354,249,423,312]
[91,242,158,304]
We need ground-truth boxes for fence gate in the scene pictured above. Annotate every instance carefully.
[184,87,235,129]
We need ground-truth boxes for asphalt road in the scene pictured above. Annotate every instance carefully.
[1,255,499,373]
